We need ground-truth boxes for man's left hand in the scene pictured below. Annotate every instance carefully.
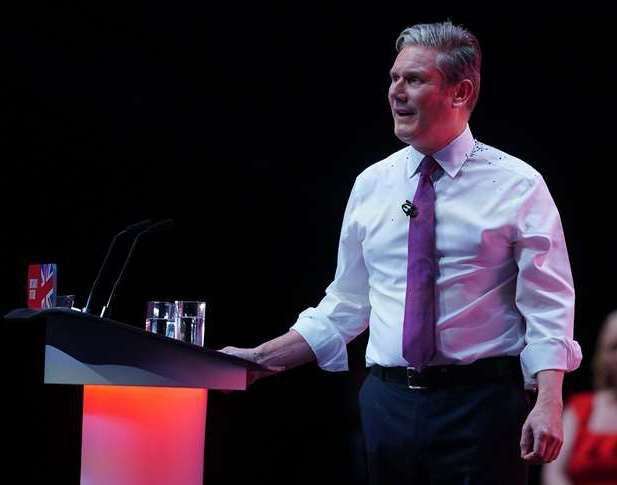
[520,398,564,463]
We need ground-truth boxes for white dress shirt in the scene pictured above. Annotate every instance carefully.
[291,125,582,389]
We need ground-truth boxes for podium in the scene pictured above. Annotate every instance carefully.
[3,308,263,485]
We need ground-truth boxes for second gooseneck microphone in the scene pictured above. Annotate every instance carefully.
[83,219,152,315]
[100,219,174,318]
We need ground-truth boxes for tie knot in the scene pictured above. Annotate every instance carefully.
[419,156,439,177]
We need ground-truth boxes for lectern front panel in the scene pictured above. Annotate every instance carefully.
[81,386,207,485]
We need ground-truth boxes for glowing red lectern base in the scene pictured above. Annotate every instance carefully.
[81,386,208,485]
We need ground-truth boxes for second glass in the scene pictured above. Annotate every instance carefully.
[175,301,206,347]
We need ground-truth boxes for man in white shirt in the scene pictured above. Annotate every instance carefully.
[221,21,581,484]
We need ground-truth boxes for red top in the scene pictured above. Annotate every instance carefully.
[566,392,617,485]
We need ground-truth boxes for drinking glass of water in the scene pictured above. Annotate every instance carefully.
[175,301,206,347]
[145,301,177,338]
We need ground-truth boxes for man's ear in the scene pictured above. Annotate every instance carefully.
[451,79,474,109]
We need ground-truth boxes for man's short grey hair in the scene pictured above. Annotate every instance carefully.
[396,21,482,112]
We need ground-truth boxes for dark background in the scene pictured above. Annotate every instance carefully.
[2,4,615,484]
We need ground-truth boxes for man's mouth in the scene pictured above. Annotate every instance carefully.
[394,109,416,118]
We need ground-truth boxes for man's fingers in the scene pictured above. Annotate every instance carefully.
[520,423,533,456]
[521,423,545,463]
[249,367,285,384]
[546,434,563,462]
[264,365,286,373]
[546,439,561,462]
[522,432,544,464]
[218,346,255,361]
[533,428,548,461]
[522,429,562,463]
[218,346,239,355]
[523,444,559,464]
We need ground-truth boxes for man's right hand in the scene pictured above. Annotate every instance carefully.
[218,346,286,386]
[218,330,315,388]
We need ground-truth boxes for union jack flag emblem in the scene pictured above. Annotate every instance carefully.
[27,264,57,309]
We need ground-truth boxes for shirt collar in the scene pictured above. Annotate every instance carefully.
[406,124,475,179]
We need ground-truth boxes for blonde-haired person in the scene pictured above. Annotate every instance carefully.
[543,311,617,485]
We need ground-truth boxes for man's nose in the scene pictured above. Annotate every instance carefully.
[390,79,407,101]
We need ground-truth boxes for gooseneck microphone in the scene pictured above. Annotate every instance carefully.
[100,218,174,318]
[83,219,152,314]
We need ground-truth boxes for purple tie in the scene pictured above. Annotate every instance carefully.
[402,155,439,371]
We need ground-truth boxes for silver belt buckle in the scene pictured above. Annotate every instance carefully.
[406,366,427,389]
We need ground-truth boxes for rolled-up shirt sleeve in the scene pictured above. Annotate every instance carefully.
[513,174,582,389]
[291,178,370,371]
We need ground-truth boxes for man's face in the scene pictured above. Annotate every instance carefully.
[388,45,458,151]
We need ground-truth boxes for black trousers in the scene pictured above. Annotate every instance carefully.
[358,370,531,485]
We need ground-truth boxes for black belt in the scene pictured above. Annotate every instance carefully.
[370,356,522,389]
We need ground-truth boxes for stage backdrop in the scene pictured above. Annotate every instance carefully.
[2,5,615,484]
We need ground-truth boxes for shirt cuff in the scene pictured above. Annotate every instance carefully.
[520,337,583,390]
[291,315,349,372]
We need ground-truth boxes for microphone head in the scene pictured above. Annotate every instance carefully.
[144,218,174,234]
[125,219,153,233]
